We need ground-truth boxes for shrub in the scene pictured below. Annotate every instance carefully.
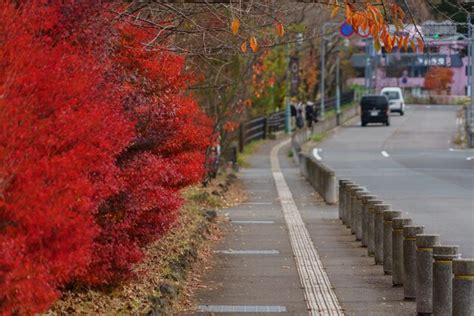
[0,1,212,313]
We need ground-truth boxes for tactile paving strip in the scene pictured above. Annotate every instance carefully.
[270,139,343,316]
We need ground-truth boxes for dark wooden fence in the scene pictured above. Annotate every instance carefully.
[238,90,355,152]
[315,90,355,113]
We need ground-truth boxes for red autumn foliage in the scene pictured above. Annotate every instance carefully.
[0,1,212,314]
[424,67,454,94]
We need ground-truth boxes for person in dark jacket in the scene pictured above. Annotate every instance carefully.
[305,102,314,128]
[296,107,304,129]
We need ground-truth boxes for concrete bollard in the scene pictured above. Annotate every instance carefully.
[367,200,383,257]
[342,180,354,226]
[353,190,366,240]
[344,184,358,228]
[339,179,352,224]
[360,195,377,248]
[383,210,401,275]
[355,192,370,242]
[374,204,391,265]
[452,259,474,316]
[416,234,440,315]
[403,225,425,300]
[432,245,460,316]
[338,179,351,222]
[326,171,337,204]
[350,187,365,235]
[392,218,412,286]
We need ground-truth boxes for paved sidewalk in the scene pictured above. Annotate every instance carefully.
[194,137,416,315]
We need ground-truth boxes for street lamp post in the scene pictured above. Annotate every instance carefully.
[470,19,474,147]
[320,38,326,119]
[320,22,341,120]
[285,43,291,134]
[335,50,341,125]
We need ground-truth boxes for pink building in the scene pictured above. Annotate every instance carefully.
[349,36,469,96]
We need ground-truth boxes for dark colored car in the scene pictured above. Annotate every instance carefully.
[360,95,390,127]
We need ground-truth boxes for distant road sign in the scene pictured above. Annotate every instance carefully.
[340,22,354,37]
[422,20,457,37]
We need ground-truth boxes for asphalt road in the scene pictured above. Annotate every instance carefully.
[315,105,474,257]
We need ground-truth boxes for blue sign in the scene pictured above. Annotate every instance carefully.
[340,22,354,37]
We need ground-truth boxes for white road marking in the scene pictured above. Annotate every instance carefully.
[467,156,474,161]
[427,105,431,109]
[313,148,322,161]
[381,150,390,158]
[271,139,342,315]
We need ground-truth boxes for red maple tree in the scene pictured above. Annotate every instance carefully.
[424,67,454,94]
[0,1,212,314]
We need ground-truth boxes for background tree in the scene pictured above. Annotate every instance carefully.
[423,67,454,95]
[119,0,422,160]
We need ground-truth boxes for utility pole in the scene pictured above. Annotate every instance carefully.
[466,8,474,147]
[365,38,374,94]
[335,50,341,125]
[285,43,291,133]
[320,22,341,120]
[468,14,472,98]
[320,37,326,119]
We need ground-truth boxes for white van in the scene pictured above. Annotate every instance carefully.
[381,87,405,116]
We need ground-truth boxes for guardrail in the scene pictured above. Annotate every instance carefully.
[299,153,337,204]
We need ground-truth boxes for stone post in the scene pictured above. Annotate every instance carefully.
[374,204,391,265]
[350,187,365,235]
[383,210,401,275]
[416,234,440,315]
[452,259,474,316]
[353,190,366,240]
[367,200,383,257]
[326,170,337,204]
[392,218,412,286]
[345,184,358,228]
[403,225,425,300]
[360,195,377,248]
[338,179,351,223]
[432,245,459,316]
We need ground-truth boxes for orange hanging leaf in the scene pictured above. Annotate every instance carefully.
[276,22,285,37]
[397,5,406,20]
[231,18,240,35]
[385,36,393,53]
[416,37,425,52]
[410,39,416,52]
[403,36,409,51]
[249,36,258,52]
[368,5,379,23]
[394,35,401,47]
[345,3,352,21]
[391,3,398,16]
[331,6,340,18]
[240,41,248,53]
[374,39,381,52]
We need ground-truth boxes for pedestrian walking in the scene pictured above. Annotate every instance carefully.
[290,103,297,131]
[296,107,304,129]
[305,102,314,128]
